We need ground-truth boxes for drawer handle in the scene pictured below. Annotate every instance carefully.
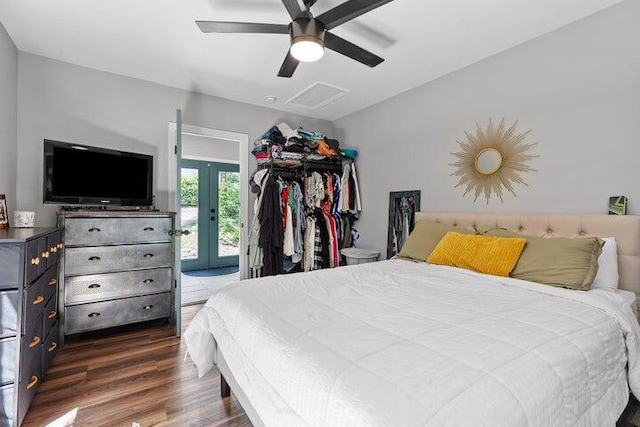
[29,336,41,348]
[27,375,39,389]
[48,342,58,352]
[88,256,101,261]
[143,253,154,258]
[88,312,101,318]
[143,305,154,310]
[50,246,56,253]
[42,251,50,258]
[49,278,57,286]
[33,295,45,305]
[88,283,101,289]
[31,257,40,266]
[143,279,154,284]
[48,310,57,319]
[88,227,101,232]
[143,227,155,231]
[57,242,63,249]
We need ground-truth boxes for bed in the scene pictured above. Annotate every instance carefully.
[184,212,640,426]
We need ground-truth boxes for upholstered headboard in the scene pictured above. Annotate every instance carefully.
[415,212,640,310]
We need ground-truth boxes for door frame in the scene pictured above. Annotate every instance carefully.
[168,123,249,280]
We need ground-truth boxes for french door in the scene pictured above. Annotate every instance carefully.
[180,159,240,271]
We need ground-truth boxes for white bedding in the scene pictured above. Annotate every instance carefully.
[185,259,640,426]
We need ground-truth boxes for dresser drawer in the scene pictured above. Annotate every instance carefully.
[42,265,58,306]
[0,290,18,336]
[21,313,43,378]
[43,322,58,375]
[65,217,172,246]
[65,293,171,335]
[44,295,57,338]
[0,245,20,290]
[0,337,16,385]
[46,230,63,269]
[65,243,172,276]
[23,274,47,332]
[65,268,172,305]
[18,340,42,426]
[0,383,14,425]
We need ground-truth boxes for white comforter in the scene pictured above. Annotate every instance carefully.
[185,259,640,427]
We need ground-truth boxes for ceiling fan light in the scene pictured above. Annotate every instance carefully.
[290,37,324,62]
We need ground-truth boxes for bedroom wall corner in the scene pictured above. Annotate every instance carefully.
[332,0,640,258]
[0,21,18,216]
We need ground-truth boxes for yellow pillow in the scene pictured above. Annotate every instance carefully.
[427,232,526,277]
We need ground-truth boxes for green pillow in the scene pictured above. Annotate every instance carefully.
[483,228,603,290]
[398,221,476,262]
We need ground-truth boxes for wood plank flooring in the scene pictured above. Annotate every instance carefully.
[23,305,252,427]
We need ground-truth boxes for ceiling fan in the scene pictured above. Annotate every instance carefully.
[196,0,395,77]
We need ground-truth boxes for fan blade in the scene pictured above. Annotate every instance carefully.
[278,51,300,78]
[196,21,289,34]
[324,32,384,67]
[316,0,394,30]
[281,0,303,19]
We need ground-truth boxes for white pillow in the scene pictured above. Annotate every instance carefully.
[590,237,619,290]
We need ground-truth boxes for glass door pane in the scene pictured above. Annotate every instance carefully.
[218,170,240,257]
[180,167,199,260]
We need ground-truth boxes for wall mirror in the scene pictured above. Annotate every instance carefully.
[475,148,502,175]
[450,118,538,204]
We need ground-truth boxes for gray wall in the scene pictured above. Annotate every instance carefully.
[0,22,17,219]
[334,0,640,258]
[182,134,239,163]
[16,53,335,226]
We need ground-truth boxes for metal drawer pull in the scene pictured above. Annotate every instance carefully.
[88,312,101,318]
[48,310,57,319]
[57,243,63,249]
[42,251,50,258]
[51,246,57,253]
[88,283,101,289]
[88,227,101,232]
[31,257,40,266]
[143,227,155,231]
[88,256,101,261]
[48,342,58,352]
[29,336,41,348]
[33,295,44,305]
[143,253,154,258]
[49,278,57,286]
[143,305,154,310]
[143,279,154,284]
[27,375,39,389]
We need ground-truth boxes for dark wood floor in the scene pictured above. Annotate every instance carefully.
[23,305,252,427]
[22,304,640,426]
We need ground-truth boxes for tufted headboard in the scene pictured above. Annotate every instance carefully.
[415,212,640,310]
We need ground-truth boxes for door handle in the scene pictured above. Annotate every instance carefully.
[168,229,190,236]
[211,216,216,221]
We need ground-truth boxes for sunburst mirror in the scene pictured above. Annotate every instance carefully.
[450,118,537,204]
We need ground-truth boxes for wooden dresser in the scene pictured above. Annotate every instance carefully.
[0,227,62,427]
[57,211,175,341]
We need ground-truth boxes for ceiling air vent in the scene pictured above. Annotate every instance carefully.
[286,82,350,110]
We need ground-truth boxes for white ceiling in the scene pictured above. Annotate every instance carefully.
[0,0,624,120]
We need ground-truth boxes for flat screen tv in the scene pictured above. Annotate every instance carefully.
[43,139,153,207]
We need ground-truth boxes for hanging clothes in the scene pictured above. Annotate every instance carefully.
[248,169,270,276]
[259,175,284,276]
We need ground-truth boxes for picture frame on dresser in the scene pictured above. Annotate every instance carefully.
[0,195,8,229]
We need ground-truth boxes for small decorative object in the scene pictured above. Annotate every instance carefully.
[0,195,8,229]
[387,190,421,259]
[450,118,538,204]
[13,211,35,228]
[608,196,627,215]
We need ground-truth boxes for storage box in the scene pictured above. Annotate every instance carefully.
[341,248,380,265]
